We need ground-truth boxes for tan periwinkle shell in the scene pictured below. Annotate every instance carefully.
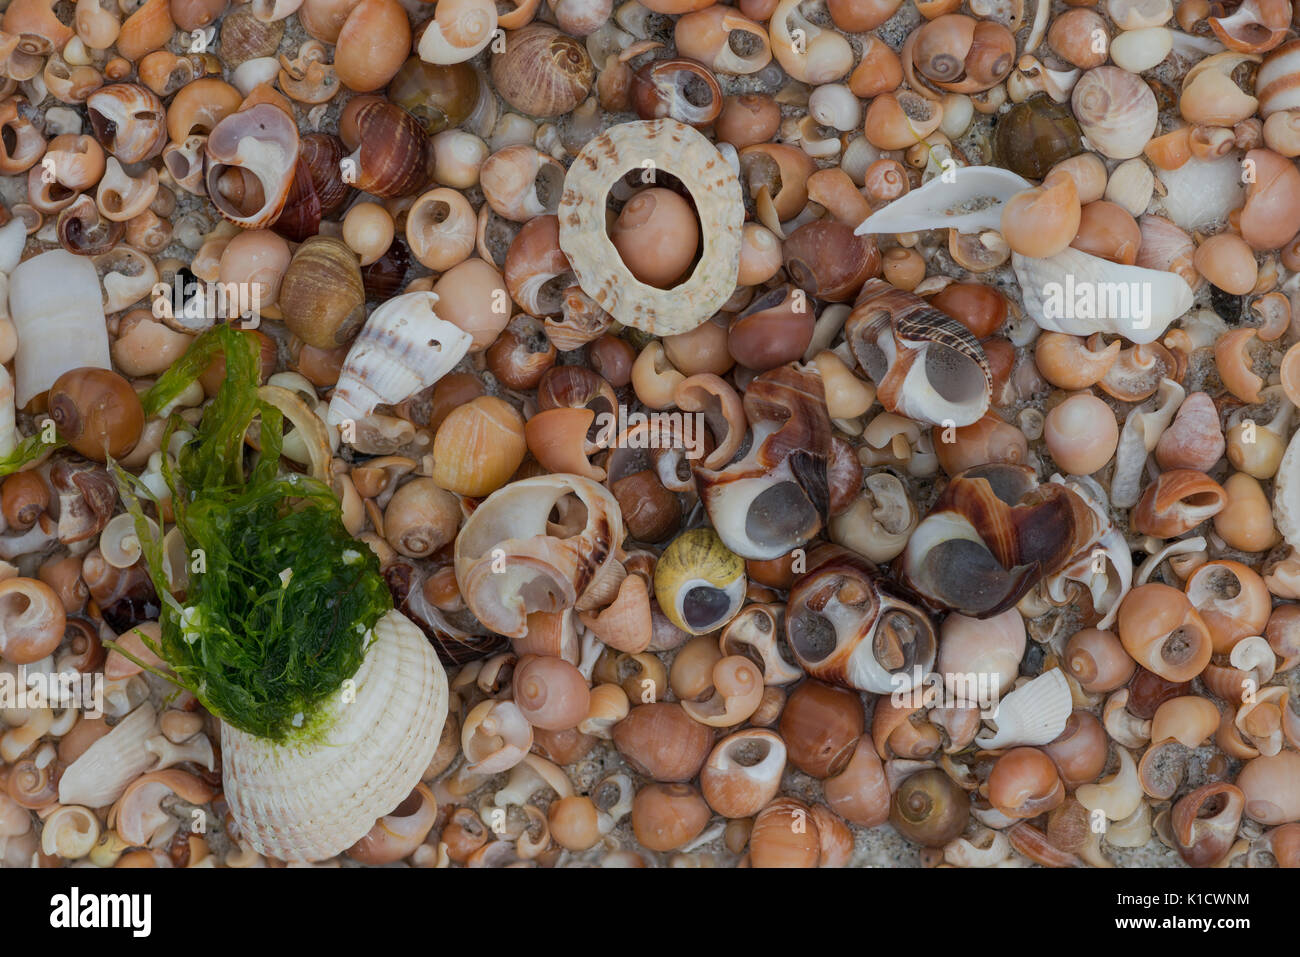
[1071,67,1158,160]
[557,119,743,337]
[222,610,448,862]
[279,236,366,349]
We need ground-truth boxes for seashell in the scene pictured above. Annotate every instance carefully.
[204,104,299,228]
[326,291,473,425]
[632,58,723,128]
[1109,27,1172,74]
[1271,428,1300,549]
[854,164,1032,237]
[558,119,743,337]
[344,101,430,199]
[785,546,937,694]
[58,702,157,808]
[1012,246,1193,344]
[220,4,285,64]
[8,250,111,407]
[1257,38,1300,117]
[693,364,831,560]
[418,0,497,66]
[1105,158,1155,218]
[994,95,1086,180]
[490,24,594,118]
[86,84,167,164]
[1209,0,1289,54]
[1180,52,1261,126]
[1131,469,1228,537]
[975,669,1072,749]
[1239,148,1300,251]
[222,610,448,862]
[1071,67,1158,160]
[299,132,349,216]
[845,278,992,427]
[653,528,746,635]
[115,0,173,63]
[901,464,1105,618]
[453,474,625,638]
[1154,392,1224,471]
[279,236,366,350]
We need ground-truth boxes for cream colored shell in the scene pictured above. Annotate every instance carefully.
[557,118,743,337]
[221,610,448,862]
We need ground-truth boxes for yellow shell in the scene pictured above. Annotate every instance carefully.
[654,527,746,635]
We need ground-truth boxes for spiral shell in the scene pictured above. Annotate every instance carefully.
[279,236,366,349]
[490,24,594,118]
[205,104,300,228]
[1258,39,1300,117]
[846,278,993,427]
[1071,67,1158,160]
[344,101,430,199]
[558,119,743,337]
[785,547,937,694]
[326,291,473,424]
[222,610,449,863]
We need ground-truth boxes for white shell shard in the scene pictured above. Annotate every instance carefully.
[1046,473,1133,630]
[221,610,448,862]
[1155,156,1244,232]
[854,166,1032,237]
[8,250,111,408]
[557,118,744,337]
[975,668,1072,749]
[58,702,158,808]
[1274,427,1300,549]
[326,291,472,426]
[1012,247,1193,344]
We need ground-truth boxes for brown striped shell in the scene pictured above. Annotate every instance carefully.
[693,363,832,560]
[846,278,993,427]
[557,118,743,337]
[899,464,1103,618]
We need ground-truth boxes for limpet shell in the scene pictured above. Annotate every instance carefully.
[557,118,743,337]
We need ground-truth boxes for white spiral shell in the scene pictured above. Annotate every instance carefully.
[326,291,472,426]
[221,610,448,862]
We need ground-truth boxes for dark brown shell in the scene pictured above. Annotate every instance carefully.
[899,464,1101,617]
[272,155,322,243]
[300,132,350,215]
[349,101,430,198]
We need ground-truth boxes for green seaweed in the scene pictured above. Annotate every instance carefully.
[114,324,391,743]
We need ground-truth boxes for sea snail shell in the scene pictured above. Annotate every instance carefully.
[221,610,449,862]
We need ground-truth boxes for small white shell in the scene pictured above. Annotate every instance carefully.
[1013,246,1194,344]
[326,292,472,425]
[855,165,1032,237]
[1273,427,1300,548]
[8,249,111,408]
[222,610,448,862]
[557,118,743,337]
[975,668,1072,749]
[1156,155,1245,231]
[1109,27,1172,74]
[1104,157,1156,217]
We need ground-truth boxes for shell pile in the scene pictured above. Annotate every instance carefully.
[4,0,1300,872]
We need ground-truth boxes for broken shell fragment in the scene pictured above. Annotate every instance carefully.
[975,669,1073,749]
[326,292,473,424]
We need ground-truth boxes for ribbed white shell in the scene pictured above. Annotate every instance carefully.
[221,610,447,862]
[975,669,1072,750]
